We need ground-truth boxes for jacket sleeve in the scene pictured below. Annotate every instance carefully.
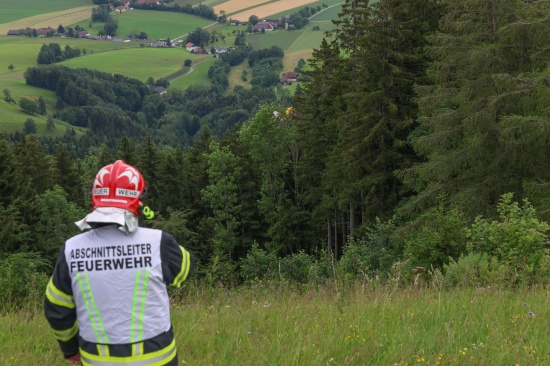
[44,244,79,358]
[160,232,194,287]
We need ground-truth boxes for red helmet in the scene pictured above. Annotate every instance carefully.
[91,160,145,216]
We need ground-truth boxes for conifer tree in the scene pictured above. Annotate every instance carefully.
[156,147,191,217]
[240,105,311,255]
[294,0,442,252]
[400,0,550,220]
[202,141,240,263]
[14,135,54,195]
[55,144,84,207]
[138,134,159,210]
[116,132,137,165]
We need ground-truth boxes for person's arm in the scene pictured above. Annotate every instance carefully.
[160,232,195,287]
[44,245,79,360]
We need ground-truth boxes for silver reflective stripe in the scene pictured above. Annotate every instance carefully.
[53,323,78,341]
[80,344,176,366]
[46,279,75,308]
[98,345,109,357]
[132,342,143,356]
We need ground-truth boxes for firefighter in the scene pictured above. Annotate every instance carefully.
[45,160,194,365]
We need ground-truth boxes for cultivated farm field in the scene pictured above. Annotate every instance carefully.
[213,0,271,16]
[0,0,91,24]
[0,6,95,35]
[1,284,549,365]
[266,0,343,19]
[231,0,319,20]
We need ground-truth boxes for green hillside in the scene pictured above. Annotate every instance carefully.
[61,47,202,82]
[70,10,213,40]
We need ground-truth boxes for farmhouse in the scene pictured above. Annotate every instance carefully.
[185,42,196,51]
[35,27,56,36]
[213,46,228,54]
[280,71,298,84]
[7,30,20,36]
[135,0,164,4]
[147,85,167,94]
[264,18,283,28]
[252,21,275,32]
[229,19,247,26]
[191,47,209,55]
[151,39,168,47]
[116,6,126,12]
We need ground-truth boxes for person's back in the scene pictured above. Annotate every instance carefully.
[45,160,194,365]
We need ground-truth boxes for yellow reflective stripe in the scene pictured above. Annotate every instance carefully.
[172,247,190,287]
[97,344,110,357]
[80,339,176,366]
[53,322,79,342]
[132,342,144,357]
[46,278,75,309]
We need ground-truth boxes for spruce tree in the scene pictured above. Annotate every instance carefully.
[400,0,550,220]
[55,144,84,207]
[14,135,54,195]
[138,134,159,211]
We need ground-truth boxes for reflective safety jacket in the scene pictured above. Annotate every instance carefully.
[45,225,194,366]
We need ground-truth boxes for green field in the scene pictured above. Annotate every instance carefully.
[71,10,213,40]
[194,0,227,7]
[0,76,83,137]
[248,29,302,51]
[0,37,141,79]
[169,58,217,90]
[173,0,208,6]
[0,0,91,24]
[287,21,336,52]
[310,4,343,21]
[248,20,335,54]
[60,47,197,82]
[1,284,549,365]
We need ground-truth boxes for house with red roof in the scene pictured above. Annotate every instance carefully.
[280,71,298,84]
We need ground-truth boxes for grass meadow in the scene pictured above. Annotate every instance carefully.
[1,284,548,365]
[310,4,344,21]
[70,10,214,41]
[0,76,83,137]
[0,37,141,77]
[170,58,218,90]
[227,61,254,90]
[61,47,193,82]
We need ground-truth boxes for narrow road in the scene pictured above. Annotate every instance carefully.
[309,2,343,20]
